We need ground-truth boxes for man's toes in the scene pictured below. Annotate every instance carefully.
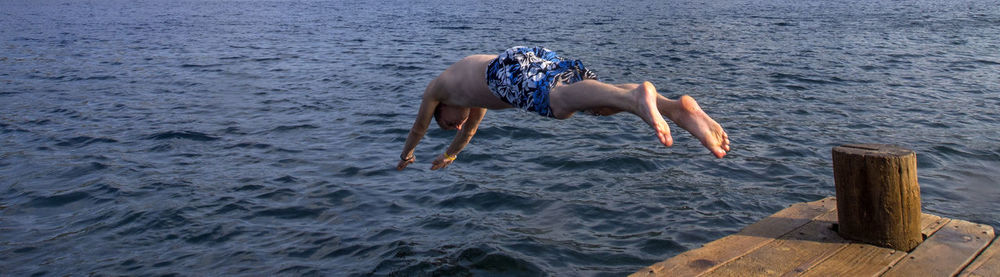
[662,133,673,147]
[709,146,727,158]
[659,126,673,147]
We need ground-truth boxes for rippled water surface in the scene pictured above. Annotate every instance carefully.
[2,0,999,275]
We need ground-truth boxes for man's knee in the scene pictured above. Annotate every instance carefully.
[615,83,640,91]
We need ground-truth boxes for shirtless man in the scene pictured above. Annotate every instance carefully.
[397,46,730,170]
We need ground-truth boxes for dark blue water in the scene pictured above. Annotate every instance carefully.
[2,0,998,275]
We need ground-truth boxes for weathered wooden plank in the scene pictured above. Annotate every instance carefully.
[700,209,847,277]
[630,197,837,277]
[959,235,1000,277]
[797,213,952,277]
[920,213,949,238]
[798,244,905,277]
[883,219,995,277]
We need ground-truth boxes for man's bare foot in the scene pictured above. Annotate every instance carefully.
[670,95,731,158]
[633,82,673,147]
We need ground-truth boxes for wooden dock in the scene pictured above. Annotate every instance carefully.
[630,197,999,277]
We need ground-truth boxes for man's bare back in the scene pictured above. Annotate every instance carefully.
[398,46,730,170]
[427,54,510,109]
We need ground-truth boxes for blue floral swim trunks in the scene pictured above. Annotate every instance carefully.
[486,46,598,118]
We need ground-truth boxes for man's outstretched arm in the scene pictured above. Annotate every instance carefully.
[431,107,486,170]
[397,89,440,170]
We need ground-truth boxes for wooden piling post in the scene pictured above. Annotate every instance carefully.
[832,144,922,252]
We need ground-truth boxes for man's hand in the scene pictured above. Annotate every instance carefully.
[430,153,456,170]
[396,155,415,170]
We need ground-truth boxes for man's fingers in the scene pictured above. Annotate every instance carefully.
[430,159,452,170]
[397,158,415,171]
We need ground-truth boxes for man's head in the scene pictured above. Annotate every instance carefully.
[434,103,470,130]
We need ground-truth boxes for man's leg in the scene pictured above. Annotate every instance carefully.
[549,80,673,147]
[549,80,730,158]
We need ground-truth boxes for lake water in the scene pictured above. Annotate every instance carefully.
[2,0,998,275]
